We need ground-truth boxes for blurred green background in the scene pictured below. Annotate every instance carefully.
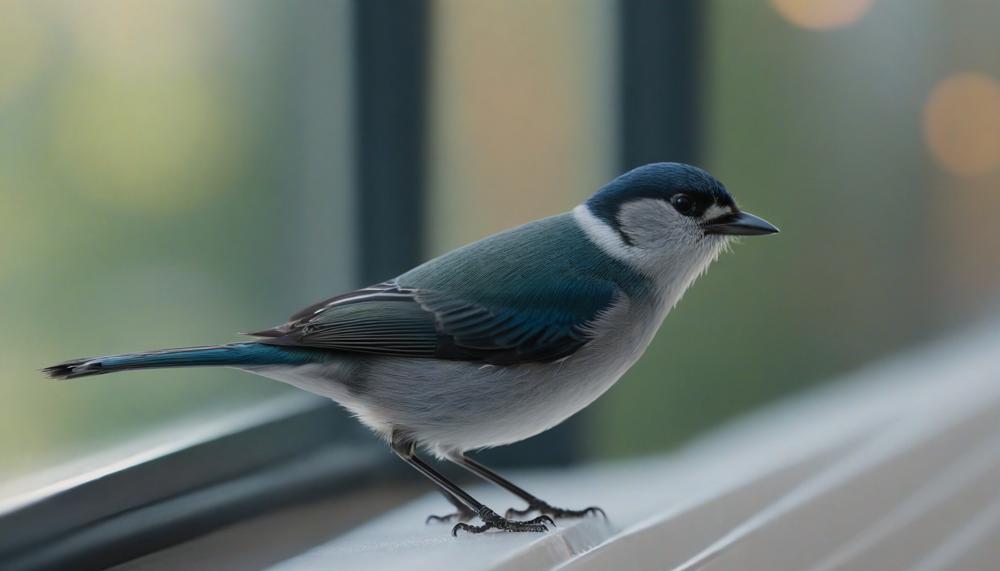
[2,0,999,486]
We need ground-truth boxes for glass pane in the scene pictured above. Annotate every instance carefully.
[428,0,616,251]
[0,0,354,488]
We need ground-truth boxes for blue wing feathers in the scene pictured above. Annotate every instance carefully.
[255,213,651,364]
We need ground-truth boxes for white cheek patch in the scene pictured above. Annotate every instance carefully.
[702,204,734,222]
[573,204,634,261]
[618,198,695,247]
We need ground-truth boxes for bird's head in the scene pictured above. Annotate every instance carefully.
[576,162,778,282]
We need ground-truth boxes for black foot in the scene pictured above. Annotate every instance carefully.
[451,508,555,536]
[505,499,606,520]
[426,505,477,524]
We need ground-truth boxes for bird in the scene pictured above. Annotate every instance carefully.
[44,162,778,535]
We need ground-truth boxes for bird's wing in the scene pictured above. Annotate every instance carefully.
[249,280,620,365]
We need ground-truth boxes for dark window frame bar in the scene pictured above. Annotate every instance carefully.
[619,0,704,170]
[355,0,429,283]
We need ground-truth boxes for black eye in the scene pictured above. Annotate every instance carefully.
[670,193,696,216]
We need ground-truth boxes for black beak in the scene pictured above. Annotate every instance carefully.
[702,211,779,236]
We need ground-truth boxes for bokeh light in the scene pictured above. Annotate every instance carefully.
[923,72,1000,177]
[770,0,873,30]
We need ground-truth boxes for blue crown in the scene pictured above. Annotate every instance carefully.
[586,162,733,229]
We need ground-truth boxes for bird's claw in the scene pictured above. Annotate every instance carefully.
[505,500,606,520]
[451,508,555,536]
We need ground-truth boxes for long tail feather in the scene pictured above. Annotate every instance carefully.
[42,343,308,380]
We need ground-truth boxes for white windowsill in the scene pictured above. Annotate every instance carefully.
[266,320,1000,571]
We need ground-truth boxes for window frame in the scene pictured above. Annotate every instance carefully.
[0,397,398,571]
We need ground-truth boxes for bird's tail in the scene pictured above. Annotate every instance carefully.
[42,342,309,380]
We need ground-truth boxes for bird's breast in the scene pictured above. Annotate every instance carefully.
[428,296,667,451]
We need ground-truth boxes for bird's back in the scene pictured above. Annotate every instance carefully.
[397,212,650,308]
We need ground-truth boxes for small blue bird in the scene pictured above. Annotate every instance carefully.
[45,162,777,535]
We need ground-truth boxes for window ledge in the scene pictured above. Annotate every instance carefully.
[268,320,1000,570]
[0,395,392,571]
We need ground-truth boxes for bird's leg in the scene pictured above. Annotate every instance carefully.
[425,489,477,524]
[390,433,554,535]
[449,454,606,521]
